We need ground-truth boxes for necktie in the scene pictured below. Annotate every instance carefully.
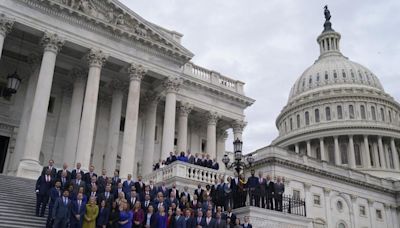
[78,200,81,213]
[106,193,109,199]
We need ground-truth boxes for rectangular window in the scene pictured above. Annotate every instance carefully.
[290,118,293,130]
[305,112,310,125]
[325,107,331,121]
[371,106,376,120]
[293,190,300,199]
[313,194,321,206]
[349,105,354,119]
[337,106,343,119]
[48,96,56,113]
[297,114,300,128]
[315,109,320,123]
[376,209,383,220]
[360,105,366,120]
[359,205,366,216]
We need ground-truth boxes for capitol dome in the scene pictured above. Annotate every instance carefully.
[272,10,400,179]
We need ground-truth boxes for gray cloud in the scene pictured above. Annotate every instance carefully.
[121,0,400,153]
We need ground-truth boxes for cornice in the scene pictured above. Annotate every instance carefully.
[19,0,192,65]
[252,156,396,195]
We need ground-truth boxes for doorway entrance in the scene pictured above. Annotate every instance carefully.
[0,135,10,173]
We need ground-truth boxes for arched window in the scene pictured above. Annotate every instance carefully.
[388,147,394,169]
[326,107,331,121]
[305,111,310,126]
[333,70,337,79]
[337,105,343,119]
[349,105,354,119]
[290,118,293,131]
[388,110,392,122]
[360,105,366,120]
[371,106,376,120]
[338,223,346,228]
[342,69,346,78]
[354,144,362,166]
[284,121,287,133]
[325,71,329,80]
[315,109,320,123]
[380,108,385,121]
[340,143,348,164]
[297,114,300,128]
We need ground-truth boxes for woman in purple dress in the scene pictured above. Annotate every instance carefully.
[118,199,133,228]
[156,205,167,228]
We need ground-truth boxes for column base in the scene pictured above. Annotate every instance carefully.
[16,159,42,179]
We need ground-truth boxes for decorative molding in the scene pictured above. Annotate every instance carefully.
[40,31,65,54]
[206,111,219,125]
[86,49,108,68]
[0,14,14,36]
[163,76,182,93]
[232,119,247,133]
[178,102,192,117]
[217,129,229,140]
[128,63,147,81]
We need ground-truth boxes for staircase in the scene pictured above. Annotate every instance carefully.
[0,174,47,228]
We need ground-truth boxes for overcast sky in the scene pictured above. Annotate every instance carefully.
[120,0,400,153]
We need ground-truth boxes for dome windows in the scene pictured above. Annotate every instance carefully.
[360,105,366,120]
[371,106,377,120]
[297,114,301,128]
[315,109,320,123]
[349,105,355,119]
[305,111,310,125]
[342,69,346,79]
[337,105,343,119]
[380,108,385,121]
[326,107,331,121]
[333,70,338,79]
[325,71,329,80]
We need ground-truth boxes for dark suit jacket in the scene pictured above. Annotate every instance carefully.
[206,159,213,168]
[168,188,179,198]
[242,224,252,228]
[97,207,110,225]
[111,176,121,186]
[97,175,108,193]
[135,181,145,194]
[36,175,53,196]
[175,215,186,228]
[122,180,135,195]
[56,170,71,181]
[188,155,195,164]
[70,200,86,224]
[185,217,195,228]
[57,177,70,191]
[274,182,285,195]
[98,191,114,206]
[143,213,159,228]
[215,219,227,228]
[246,176,258,189]
[71,179,86,194]
[49,187,62,206]
[204,217,217,228]
[224,212,236,226]
[52,197,71,219]
[71,169,84,180]
[194,189,204,202]
[83,172,97,183]
[180,192,191,202]
[195,217,206,226]
[265,181,275,196]
[166,155,177,165]
[158,186,169,197]
[256,178,266,196]
[42,166,57,178]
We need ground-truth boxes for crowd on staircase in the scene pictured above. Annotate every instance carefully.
[153,151,220,171]
[34,159,285,228]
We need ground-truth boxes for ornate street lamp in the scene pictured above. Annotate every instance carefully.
[3,71,21,97]
[222,138,254,174]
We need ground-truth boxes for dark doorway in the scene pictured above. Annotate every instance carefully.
[0,136,10,173]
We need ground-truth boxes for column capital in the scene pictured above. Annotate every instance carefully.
[128,63,147,81]
[69,67,87,83]
[87,49,108,68]
[303,183,312,191]
[350,194,357,202]
[178,102,193,117]
[232,119,247,133]
[217,129,229,140]
[323,187,331,196]
[163,76,182,93]
[367,198,375,206]
[207,111,220,125]
[0,14,14,36]
[41,31,65,54]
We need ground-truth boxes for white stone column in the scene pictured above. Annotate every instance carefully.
[319,138,326,161]
[161,77,181,159]
[0,15,14,59]
[63,68,87,167]
[119,64,146,178]
[390,138,400,170]
[295,143,299,154]
[378,136,387,168]
[350,195,358,228]
[17,32,64,178]
[206,112,219,159]
[348,135,356,168]
[363,135,372,169]
[368,199,375,227]
[142,93,160,176]
[232,120,246,141]
[11,54,41,174]
[323,188,331,228]
[75,49,108,171]
[334,136,341,165]
[177,102,192,153]
[91,94,110,171]
[303,183,312,216]
[217,129,228,172]
[104,80,125,175]
[306,140,311,157]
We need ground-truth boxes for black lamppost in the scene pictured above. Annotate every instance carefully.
[222,138,254,174]
[3,71,21,98]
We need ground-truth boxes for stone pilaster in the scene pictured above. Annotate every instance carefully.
[206,111,219,159]
[177,102,193,153]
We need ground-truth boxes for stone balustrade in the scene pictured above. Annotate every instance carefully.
[143,161,229,186]
[182,62,245,94]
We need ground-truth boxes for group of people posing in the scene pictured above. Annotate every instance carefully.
[35,160,285,228]
[153,151,220,171]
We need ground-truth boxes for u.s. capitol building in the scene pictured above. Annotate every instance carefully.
[0,0,398,228]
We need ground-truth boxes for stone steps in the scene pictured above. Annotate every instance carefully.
[0,174,47,228]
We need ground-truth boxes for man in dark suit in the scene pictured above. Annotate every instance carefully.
[35,170,53,217]
[127,190,139,209]
[175,208,186,228]
[255,171,266,208]
[205,154,213,168]
[135,175,145,195]
[194,153,202,166]
[204,209,216,228]
[241,216,253,228]
[215,178,225,209]
[58,170,70,191]
[83,165,97,184]
[231,174,239,208]
[194,184,204,203]
[180,186,191,202]
[111,170,121,187]
[98,184,114,207]
[113,182,124,199]
[212,159,219,170]
[97,169,108,194]
[184,209,195,228]
[122,174,135,196]
[187,151,195,164]
[142,194,152,213]
[215,212,226,228]
[148,180,157,200]
[71,173,86,194]
[246,169,258,206]
[265,175,275,210]
[157,182,169,197]
[47,180,62,227]
[274,176,285,211]
[52,189,71,228]
[166,151,177,165]
[42,159,57,178]
[70,192,86,228]
[56,162,71,181]
[168,183,179,199]
[143,205,158,228]
[195,210,205,227]
[87,185,98,203]
[71,162,84,180]
[86,175,98,196]
[224,207,236,226]
[154,192,169,213]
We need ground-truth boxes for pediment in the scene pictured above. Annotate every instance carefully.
[38,0,194,63]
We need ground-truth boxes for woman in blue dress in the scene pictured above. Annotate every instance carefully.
[157,205,167,228]
[118,199,133,228]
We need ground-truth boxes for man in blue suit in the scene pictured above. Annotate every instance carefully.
[246,169,258,206]
[46,181,62,227]
[36,170,53,217]
[70,193,86,228]
[175,208,186,228]
[184,209,195,228]
[52,189,71,228]
[122,174,135,196]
